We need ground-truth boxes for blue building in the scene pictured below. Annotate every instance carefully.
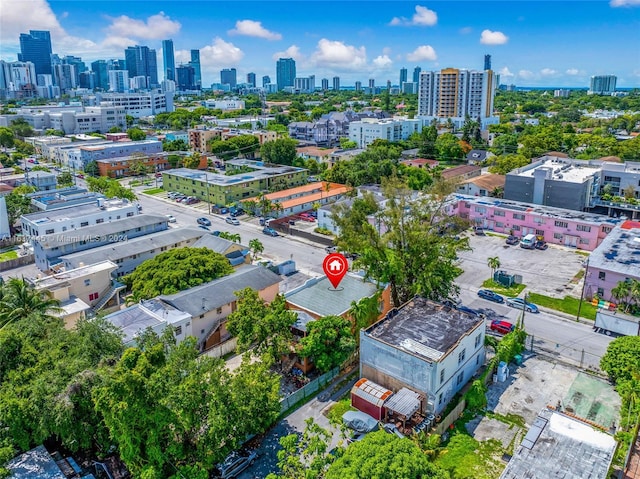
[190,49,201,89]
[162,39,175,82]
[18,30,52,77]
[91,60,109,91]
[276,58,296,91]
[176,65,196,90]
[220,68,237,88]
[124,45,158,88]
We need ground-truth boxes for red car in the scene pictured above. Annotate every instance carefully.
[490,320,515,335]
[298,213,315,222]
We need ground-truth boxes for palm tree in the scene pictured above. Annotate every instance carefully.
[611,281,632,312]
[487,256,501,279]
[219,232,241,243]
[631,279,640,313]
[0,278,62,330]
[249,238,264,261]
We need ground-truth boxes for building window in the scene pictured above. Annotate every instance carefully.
[458,348,466,364]
[84,279,91,286]
[554,220,568,228]
[216,307,223,314]
[440,369,445,385]
[96,218,104,224]
[457,372,464,385]
[200,329,205,334]
[598,271,606,280]
[45,229,54,234]
[474,334,482,349]
[89,292,99,301]
[535,229,545,236]
[127,212,134,217]
[602,226,612,233]
[438,393,443,405]
[474,206,486,214]
[553,233,563,240]
[597,287,604,297]
[576,225,591,232]
[512,225,521,231]
[513,213,525,220]
[80,221,89,227]
[175,326,182,335]
[495,222,504,228]
[494,210,505,217]
[579,238,590,245]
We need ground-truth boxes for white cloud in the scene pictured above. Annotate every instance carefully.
[480,29,509,45]
[540,68,558,76]
[610,0,640,7]
[566,68,580,76]
[272,45,304,62]
[390,5,437,26]
[228,20,282,41]
[498,67,514,78]
[310,39,367,70]
[372,55,393,68]
[199,37,244,65]
[0,0,65,44]
[406,45,437,62]
[105,12,180,40]
[518,70,535,80]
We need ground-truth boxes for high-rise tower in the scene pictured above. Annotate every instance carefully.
[162,40,175,81]
[276,58,296,91]
[18,30,52,76]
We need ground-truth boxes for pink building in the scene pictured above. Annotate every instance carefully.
[450,195,620,251]
[586,221,640,301]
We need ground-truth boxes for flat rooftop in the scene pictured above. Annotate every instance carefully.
[365,296,483,361]
[500,408,616,479]
[79,139,160,151]
[455,194,620,226]
[588,221,640,275]
[23,199,134,224]
[512,158,600,183]
[285,273,380,317]
[164,165,306,187]
[104,302,166,344]
[32,260,117,289]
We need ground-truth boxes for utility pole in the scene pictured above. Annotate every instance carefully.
[576,258,589,322]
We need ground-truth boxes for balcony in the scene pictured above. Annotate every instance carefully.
[591,197,640,212]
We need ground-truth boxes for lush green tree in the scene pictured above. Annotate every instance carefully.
[487,256,501,278]
[249,238,264,260]
[12,139,34,155]
[126,128,146,141]
[339,137,358,150]
[332,179,469,307]
[8,118,34,138]
[128,159,149,176]
[349,292,381,342]
[162,139,188,152]
[0,127,14,149]
[108,126,122,133]
[45,129,65,137]
[0,278,62,330]
[435,133,465,161]
[58,172,74,187]
[299,315,355,373]
[326,430,449,479]
[123,247,234,299]
[418,123,438,159]
[84,160,99,177]
[183,152,201,169]
[487,153,530,175]
[600,336,640,385]
[218,231,241,243]
[490,133,519,156]
[260,138,298,166]
[226,289,296,364]
[85,176,136,201]
[5,189,34,232]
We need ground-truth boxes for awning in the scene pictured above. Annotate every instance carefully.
[384,388,421,418]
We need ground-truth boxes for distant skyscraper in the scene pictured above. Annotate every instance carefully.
[176,65,196,90]
[62,55,85,85]
[247,72,256,87]
[276,58,296,91]
[321,78,329,91]
[484,54,492,71]
[368,78,375,90]
[124,45,158,88]
[220,68,237,88]
[400,67,408,86]
[412,66,421,84]
[162,39,175,82]
[78,71,95,89]
[333,76,340,91]
[18,30,52,76]
[262,75,271,88]
[91,60,109,91]
[589,75,617,95]
[108,70,129,93]
[355,81,362,92]
[190,50,201,88]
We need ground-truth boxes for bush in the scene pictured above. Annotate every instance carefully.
[314,227,333,236]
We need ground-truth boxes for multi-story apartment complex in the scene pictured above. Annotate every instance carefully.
[276,58,296,91]
[348,117,423,148]
[96,151,179,178]
[589,75,617,95]
[107,70,129,93]
[187,126,275,153]
[417,68,498,130]
[85,90,174,118]
[76,139,163,169]
[0,61,37,99]
[162,162,307,206]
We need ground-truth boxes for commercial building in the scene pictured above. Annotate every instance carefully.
[176,65,196,91]
[96,151,176,178]
[0,60,37,99]
[417,68,498,130]
[247,72,256,87]
[91,60,109,90]
[27,187,106,212]
[162,39,175,82]
[25,171,57,191]
[220,68,237,88]
[201,99,246,111]
[586,220,640,301]
[187,126,275,153]
[503,155,601,212]
[124,45,158,88]
[276,58,296,91]
[77,139,163,169]
[86,90,174,117]
[348,117,423,148]
[360,296,486,415]
[589,75,617,95]
[190,50,201,88]
[18,30,52,76]
[162,161,307,206]
[107,70,129,93]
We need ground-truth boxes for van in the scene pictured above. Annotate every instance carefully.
[520,234,536,249]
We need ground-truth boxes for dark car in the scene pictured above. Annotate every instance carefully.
[505,235,519,245]
[477,289,505,303]
[263,227,278,237]
[213,450,257,479]
[198,225,210,231]
[534,240,548,250]
[490,320,515,335]
[197,217,211,226]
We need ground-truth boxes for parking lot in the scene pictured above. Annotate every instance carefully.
[457,233,586,298]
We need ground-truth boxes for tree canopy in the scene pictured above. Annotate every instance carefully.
[260,138,298,166]
[123,247,234,299]
[600,335,640,385]
[85,176,136,201]
[299,315,356,373]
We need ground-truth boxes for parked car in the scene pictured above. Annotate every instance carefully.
[325,245,337,254]
[457,305,483,318]
[506,297,539,313]
[213,450,257,479]
[473,226,485,236]
[505,235,519,245]
[490,320,515,335]
[165,215,177,223]
[298,213,315,222]
[263,227,278,237]
[197,217,211,226]
[230,208,245,217]
[534,240,548,250]
[225,217,240,225]
[477,289,505,303]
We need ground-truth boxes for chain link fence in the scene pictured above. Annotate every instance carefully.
[525,333,605,375]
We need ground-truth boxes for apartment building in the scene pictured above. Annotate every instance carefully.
[187,126,277,153]
[27,187,107,212]
[84,90,174,118]
[96,151,176,178]
[348,117,423,148]
[77,140,163,169]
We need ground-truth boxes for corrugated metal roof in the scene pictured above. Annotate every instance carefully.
[384,387,421,418]
[351,378,393,407]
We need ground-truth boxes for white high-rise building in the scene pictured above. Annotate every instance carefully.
[417,68,498,130]
[589,75,617,95]
[108,70,129,93]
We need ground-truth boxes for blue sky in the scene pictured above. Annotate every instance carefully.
[1,0,639,88]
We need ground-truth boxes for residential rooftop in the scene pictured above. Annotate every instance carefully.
[23,198,134,224]
[285,273,380,317]
[31,260,117,290]
[79,139,161,151]
[365,296,484,362]
[509,157,600,183]
[459,174,506,191]
[588,221,640,276]
[440,165,481,179]
[5,445,65,479]
[105,299,189,343]
[163,164,306,186]
[500,408,616,479]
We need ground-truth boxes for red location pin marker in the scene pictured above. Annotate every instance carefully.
[323,253,348,289]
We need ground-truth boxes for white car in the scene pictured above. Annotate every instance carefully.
[165,214,177,223]
[225,217,240,226]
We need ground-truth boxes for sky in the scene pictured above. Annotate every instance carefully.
[0,0,639,88]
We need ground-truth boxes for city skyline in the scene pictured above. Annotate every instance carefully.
[0,0,638,88]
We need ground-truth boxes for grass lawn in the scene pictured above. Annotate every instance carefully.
[0,250,18,262]
[481,279,526,297]
[325,396,355,424]
[142,188,164,195]
[526,292,597,320]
